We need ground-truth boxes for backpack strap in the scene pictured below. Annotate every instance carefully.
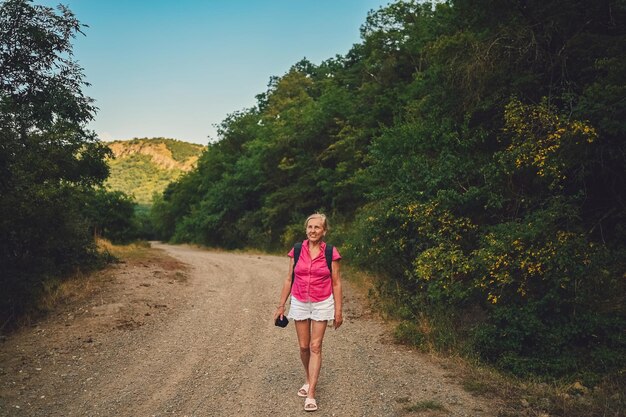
[325,244,333,275]
[292,242,302,284]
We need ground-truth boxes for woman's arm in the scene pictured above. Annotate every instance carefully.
[273,257,295,321]
[331,260,343,329]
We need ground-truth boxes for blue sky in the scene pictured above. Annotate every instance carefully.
[39,0,390,144]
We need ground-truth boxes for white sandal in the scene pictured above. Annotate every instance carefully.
[304,397,318,412]
[297,383,309,397]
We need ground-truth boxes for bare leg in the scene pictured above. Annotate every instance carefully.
[307,320,328,399]
[295,319,312,385]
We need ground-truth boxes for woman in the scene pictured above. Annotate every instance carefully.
[273,213,343,412]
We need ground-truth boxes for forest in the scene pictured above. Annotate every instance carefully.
[0,0,138,325]
[151,0,626,383]
[1,0,624,394]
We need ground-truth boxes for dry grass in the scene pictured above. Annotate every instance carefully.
[31,239,180,325]
[342,265,377,295]
[97,238,153,261]
[451,356,625,417]
[38,271,100,313]
[34,239,141,314]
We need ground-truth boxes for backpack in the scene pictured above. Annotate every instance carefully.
[292,242,334,284]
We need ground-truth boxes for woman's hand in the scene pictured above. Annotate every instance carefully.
[333,310,343,329]
[273,305,285,321]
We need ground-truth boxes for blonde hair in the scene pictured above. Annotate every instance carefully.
[304,213,329,232]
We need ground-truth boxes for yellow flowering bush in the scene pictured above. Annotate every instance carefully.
[497,98,598,189]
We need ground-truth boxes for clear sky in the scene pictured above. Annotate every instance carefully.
[39,0,390,144]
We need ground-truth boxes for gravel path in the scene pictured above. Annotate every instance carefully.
[0,243,502,416]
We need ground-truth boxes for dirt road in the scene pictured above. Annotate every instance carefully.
[0,243,502,416]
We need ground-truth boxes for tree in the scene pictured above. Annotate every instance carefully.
[0,0,111,324]
[82,188,139,243]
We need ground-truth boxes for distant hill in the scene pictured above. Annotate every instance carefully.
[105,138,205,205]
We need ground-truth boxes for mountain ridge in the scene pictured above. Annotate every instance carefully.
[105,137,205,205]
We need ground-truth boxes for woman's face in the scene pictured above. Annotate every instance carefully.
[306,217,325,243]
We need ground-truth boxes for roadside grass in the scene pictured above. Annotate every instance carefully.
[97,238,152,261]
[99,239,188,278]
[462,377,493,396]
[38,269,101,314]
[516,377,625,417]
[360,274,626,417]
[437,345,626,417]
[27,239,169,328]
[341,265,377,296]
[36,239,144,313]
[422,341,624,417]
[405,399,446,412]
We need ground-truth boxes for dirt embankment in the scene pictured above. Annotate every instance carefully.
[0,243,505,416]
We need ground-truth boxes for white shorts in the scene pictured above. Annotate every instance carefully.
[287,295,335,322]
